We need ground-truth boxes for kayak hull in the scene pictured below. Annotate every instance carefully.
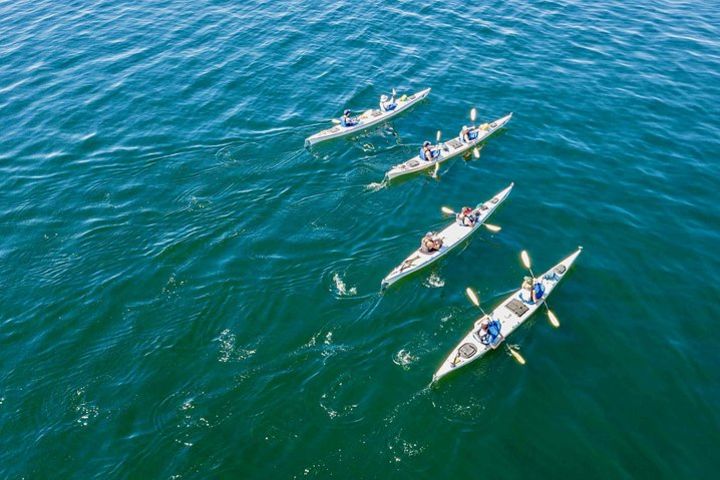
[381,183,514,289]
[433,247,583,382]
[385,113,513,180]
[305,88,431,147]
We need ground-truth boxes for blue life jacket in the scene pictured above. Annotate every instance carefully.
[341,116,356,127]
[533,282,545,300]
[383,102,397,112]
[488,320,502,338]
[468,130,479,140]
[419,147,427,161]
[480,320,502,346]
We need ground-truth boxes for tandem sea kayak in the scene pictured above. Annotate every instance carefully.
[381,183,514,289]
[432,247,583,382]
[385,113,512,180]
[304,88,431,147]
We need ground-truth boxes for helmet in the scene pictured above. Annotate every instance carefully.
[381,95,388,102]
[344,109,350,115]
[462,125,468,131]
[423,141,431,147]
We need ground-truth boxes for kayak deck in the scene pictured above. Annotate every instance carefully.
[305,88,431,147]
[385,113,513,180]
[433,247,583,382]
[381,183,514,288]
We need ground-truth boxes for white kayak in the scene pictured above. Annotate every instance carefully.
[305,88,431,147]
[385,113,513,180]
[432,247,583,382]
[381,183,514,289]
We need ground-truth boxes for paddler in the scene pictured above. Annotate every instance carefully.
[457,206,476,227]
[460,125,479,143]
[522,276,544,303]
[420,141,439,162]
[477,317,503,348]
[420,232,443,253]
[340,109,357,127]
[379,93,397,112]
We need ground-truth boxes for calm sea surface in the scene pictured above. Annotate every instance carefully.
[1,0,719,477]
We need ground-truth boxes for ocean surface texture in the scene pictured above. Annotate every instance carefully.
[1,0,719,478]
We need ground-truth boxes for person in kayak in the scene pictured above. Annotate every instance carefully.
[460,125,479,143]
[420,232,443,254]
[457,206,476,227]
[419,141,439,162]
[522,276,545,303]
[340,109,357,127]
[477,317,503,348]
[379,94,397,112]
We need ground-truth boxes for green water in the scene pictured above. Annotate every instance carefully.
[1,0,719,477]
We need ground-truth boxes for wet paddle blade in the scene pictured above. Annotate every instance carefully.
[470,107,477,123]
[465,287,480,308]
[548,309,560,328]
[509,347,526,365]
[484,223,501,233]
[473,147,480,158]
[521,250,531,270]
[436,130,442,143]
[441,206,455,215]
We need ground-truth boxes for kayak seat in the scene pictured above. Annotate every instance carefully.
[479,205,489,211]
[408,160,420,167]
[554,265,567,275]
[506,298,530,317]
[458,343,477,359]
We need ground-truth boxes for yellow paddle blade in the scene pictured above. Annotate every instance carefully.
[484,223,501,233]
[473,147,480,158]
[509,347,526,365]
[548,309,560,328]
[521,250,531,270]
[465,287,480,308]
[470,107,477,122]
[433,161,439,177]
[441,206,455,215]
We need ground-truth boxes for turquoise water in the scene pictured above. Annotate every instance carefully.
[1,0,719,477]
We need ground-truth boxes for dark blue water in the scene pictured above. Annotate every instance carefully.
[1,0,719,477]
